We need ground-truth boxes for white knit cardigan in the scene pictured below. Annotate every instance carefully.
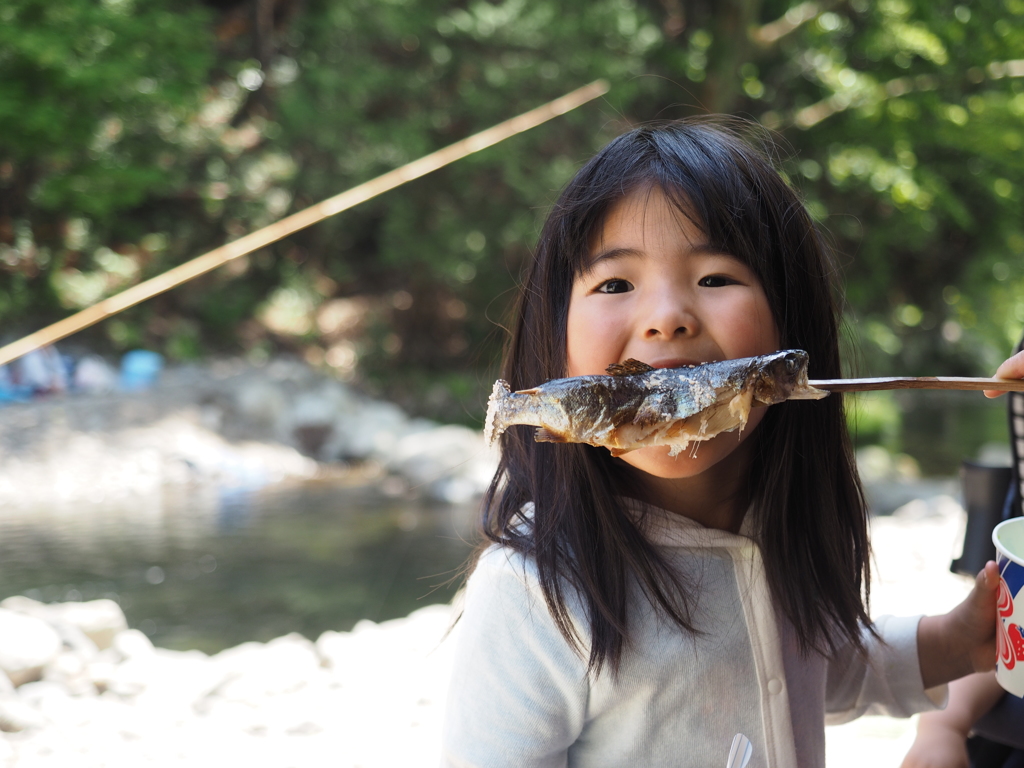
[441,502,944,767]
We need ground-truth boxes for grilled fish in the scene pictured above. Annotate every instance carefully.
[484,350,828,456]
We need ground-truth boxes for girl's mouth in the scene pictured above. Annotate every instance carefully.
[645,357,716,370]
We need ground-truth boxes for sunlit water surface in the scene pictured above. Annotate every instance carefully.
[0,480,477,653]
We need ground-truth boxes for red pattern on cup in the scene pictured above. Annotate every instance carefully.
[1000,619,1016,670]
[1011,624,1024,662]
[998,575,1014,618]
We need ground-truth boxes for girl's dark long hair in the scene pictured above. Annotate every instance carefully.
[472,118,871,673]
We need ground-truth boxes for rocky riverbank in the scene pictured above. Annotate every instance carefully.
[0,593,459,766]
[0,356,497,508]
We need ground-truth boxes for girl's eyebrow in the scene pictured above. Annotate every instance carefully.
[586,247,643,266]
[586,242,732,267]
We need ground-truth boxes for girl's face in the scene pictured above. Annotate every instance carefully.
[565,186,780,482]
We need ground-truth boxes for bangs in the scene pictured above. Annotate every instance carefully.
[558,121,783,288]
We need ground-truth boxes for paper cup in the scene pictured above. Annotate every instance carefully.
[993,518,1024,697]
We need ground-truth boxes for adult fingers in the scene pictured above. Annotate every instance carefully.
[984,350,1024,398]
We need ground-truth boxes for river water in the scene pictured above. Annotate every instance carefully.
[0,478,477,653]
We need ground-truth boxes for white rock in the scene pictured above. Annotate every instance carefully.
[42,650,96,696]
[46,599,127,651]
[0,595,100,659]
[112,628,155,661]
[0,609,62,686]
[0,694,49,732]
[317,604,455,684]
[317,398,411,461]
[51,622,99,659]
[15,680,109,729]
[231,441,319,484]
[107,648,215,708]
[314,631,358,674]
[84,659,120,695]
[14,680,67,708]
[210,633,322,701]
[0,596,45,615]
[285,383,358,452]
[385,424,496,500]
[234,379,289,429]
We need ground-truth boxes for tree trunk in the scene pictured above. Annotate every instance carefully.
[693,0,762,114]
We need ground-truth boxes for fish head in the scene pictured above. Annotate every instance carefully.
[751,350,829,405]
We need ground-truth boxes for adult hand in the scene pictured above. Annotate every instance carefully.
[985,349,1024,398]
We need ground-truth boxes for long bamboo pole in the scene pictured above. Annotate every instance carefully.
[0,79,610,368]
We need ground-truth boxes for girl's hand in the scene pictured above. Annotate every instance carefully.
[899,720,969,768]
[917,562,999,689]
[900,672,1005,768]
[984,349,1024,398]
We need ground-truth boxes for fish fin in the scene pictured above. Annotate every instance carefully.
[515,387,541,395]
[535,427,568,443]
[606,359,655,376]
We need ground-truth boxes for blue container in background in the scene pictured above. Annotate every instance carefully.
[119,350,164,392]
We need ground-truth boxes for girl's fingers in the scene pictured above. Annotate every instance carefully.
[968,562,1000,672]
[979,560,999,591]
[984,350,1024,398]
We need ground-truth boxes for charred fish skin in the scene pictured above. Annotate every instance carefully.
[483,374,625,446]
[484,350,827,455]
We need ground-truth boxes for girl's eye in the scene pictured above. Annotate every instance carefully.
[698,275,737,288]
[596,278,633,294]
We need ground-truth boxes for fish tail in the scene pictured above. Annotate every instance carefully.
[483,379,514,445]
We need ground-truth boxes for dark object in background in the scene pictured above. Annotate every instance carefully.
[952,462,1014,578]
[973,693,1024,752]
[968,737,1024,768]
[1008,386,1024,521]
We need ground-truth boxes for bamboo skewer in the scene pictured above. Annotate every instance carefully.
[811,377,1024,393]
[0,80,610,369]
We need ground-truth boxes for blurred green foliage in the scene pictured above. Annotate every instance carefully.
[1,0,1023,447]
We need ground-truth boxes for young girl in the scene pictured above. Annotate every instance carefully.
[442,119,999,767]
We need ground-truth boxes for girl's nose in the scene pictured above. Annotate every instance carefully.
[641,293,699,339]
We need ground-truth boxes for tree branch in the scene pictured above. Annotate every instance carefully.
[782,60,1024,129]
[750,1,820,46]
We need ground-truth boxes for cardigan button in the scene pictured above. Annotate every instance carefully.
[767,678,783,695]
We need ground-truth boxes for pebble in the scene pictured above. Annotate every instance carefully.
[0,611,62,688]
